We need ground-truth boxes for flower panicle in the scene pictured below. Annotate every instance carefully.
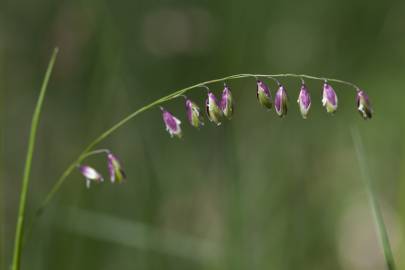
[157,77,372,138]
[36,73,374,231]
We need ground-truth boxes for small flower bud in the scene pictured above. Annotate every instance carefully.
[356,89,373,119]
[256,80,272,110]
[206,91,222,125]
[274,84,288,117]
[220,84,233,119]
[186,99,204,128]
[161,108,182,138]
[107,152,126,183]
[322,83,338,114]
[297,83,311,119]
[78,165,103,188]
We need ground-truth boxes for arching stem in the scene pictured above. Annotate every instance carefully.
[34,73,358,217]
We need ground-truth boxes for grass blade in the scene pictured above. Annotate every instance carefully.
[10,47,58,270]
[351,127,396,270]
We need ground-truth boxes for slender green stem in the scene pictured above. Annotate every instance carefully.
[11,48,58,270]
[352,127,396,270]
[81,149,111,158]
[274,73,358,88]
[35,73,358,216]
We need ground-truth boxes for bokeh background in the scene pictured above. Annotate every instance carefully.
[1,0,405,269]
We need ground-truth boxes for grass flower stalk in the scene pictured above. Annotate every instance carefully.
[35,73,361,217]
[16,68,371,267]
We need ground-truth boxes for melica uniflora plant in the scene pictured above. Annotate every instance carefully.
[12,49,392,270]
[77,74,373,187]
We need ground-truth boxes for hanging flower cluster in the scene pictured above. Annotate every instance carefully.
[75,76,373,186]
[160,78,373,138]
[78,150,126,188]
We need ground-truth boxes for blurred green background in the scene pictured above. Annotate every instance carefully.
[1,0,404,269]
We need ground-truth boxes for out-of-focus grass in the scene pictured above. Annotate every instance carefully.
[352,127,396,270]
[53,206,222,265]
[398,142,405,270]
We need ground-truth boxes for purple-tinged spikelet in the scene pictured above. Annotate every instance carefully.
[220,84,233,119]
[322,83,338,114]
[356,89,373,119]
[256,80,272,110]
[79,165,103,188]
[206,91,222,125]
[185,99,204,128]
[275,84,288,117]
[161,107,182,138]
[297,83,311,119]
[107,152,126,183]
